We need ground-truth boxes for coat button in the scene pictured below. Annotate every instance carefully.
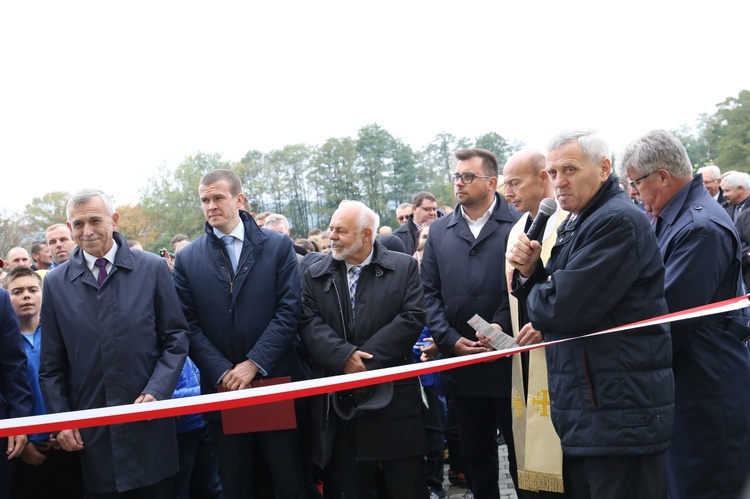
[644,414,653,423]
[469,250,476,256]
[470,294,477,300]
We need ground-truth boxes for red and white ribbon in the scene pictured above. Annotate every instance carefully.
[1,295,747,438]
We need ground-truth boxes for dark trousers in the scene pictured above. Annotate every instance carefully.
[422,385,446,492]
[11,446,84,499]
[563,452,667,499]
[210,421,306,499]
[0,439,10,499]
[84,475,174,499]
[328,417,428,499]
[175,424,223,499]
[455,396,517,499]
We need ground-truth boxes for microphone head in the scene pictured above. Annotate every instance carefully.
[538,198,557,217]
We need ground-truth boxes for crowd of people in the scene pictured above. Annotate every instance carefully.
[1,129,749,499]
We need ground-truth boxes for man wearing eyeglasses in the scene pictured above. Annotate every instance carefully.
[698,164,726,206]
[394,192,439,255]
[421,148,521,498]
[395,203,413,226]
[619,130,750,499]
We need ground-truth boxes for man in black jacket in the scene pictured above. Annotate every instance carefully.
[507,130,673,498]
[300,200,428,498]
[393,191,439,255]
[421,148,521,499]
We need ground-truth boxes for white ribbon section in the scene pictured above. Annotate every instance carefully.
[1,295,746,437]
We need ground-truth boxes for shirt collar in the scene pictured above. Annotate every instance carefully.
[83,240,119,272]
[213,219,245,242]
[345,246,374,272]
[460,196,497,224]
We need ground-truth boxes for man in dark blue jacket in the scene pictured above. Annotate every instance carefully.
[172,169,306,498]
[40,189,189,496]
[619,129,750,499]
[508,130,673,498]
[421,148,521,498]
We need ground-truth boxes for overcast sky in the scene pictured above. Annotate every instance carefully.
[1,1,747,214]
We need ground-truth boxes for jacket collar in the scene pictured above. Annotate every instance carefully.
[310,239,395,278]
[204,210,268,247]
[657,174,702,228]
[66,232,135,283]
[564,175,621,230]
[445,192,517,229]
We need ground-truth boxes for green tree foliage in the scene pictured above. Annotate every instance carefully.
[474,132,523,173]
[356,124,399,220]
[417,132,472,208]
[236,150,268,214]
[140,152,233,248]
[23,191,70,235]
[0,210,34,255]
[671,125,710,169]
[713,90,750,172]
[307,137,358,229]
[266,144,314,237]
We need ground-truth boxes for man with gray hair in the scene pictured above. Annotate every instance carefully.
[698,164,725,205]
[618,129,750,499]
[39,188,189,496]
[300,200,428,497]
[396,202,412,226]
[507,130,673,498]
[722,172,750,289]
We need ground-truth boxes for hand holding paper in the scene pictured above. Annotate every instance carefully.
[468,314,518,351]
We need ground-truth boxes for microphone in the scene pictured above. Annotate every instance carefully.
[525,198,557,241]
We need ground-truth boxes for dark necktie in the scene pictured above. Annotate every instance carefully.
[348,265,361,317]
[652,215,662,237]
[95,258,108,286]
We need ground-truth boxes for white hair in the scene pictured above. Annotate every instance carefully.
[67,189,116,219]
[338,200,379,235]
[722,172,750,191]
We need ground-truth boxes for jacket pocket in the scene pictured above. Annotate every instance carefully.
[621,410,655,427]
[580,348,598,410]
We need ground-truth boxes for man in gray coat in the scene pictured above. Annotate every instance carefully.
[300,200,428,498]
[40,189,189,497]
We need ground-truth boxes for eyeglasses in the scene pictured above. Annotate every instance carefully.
[628,171,654,189]
[449,173,493,184]
[703,179,719,186]
[397,215,409,221]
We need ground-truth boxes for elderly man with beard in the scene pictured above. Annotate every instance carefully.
[300,200,428,498]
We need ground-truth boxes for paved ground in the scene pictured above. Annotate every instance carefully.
[443,444,518,499]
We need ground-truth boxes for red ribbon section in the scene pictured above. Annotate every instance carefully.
[1,295,747,438]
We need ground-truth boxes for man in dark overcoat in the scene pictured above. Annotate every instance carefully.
[40,188,189,496]
[172,169,307,498]
[420,148,521,498]
[300,200,428,498]
[620,130,750,499]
